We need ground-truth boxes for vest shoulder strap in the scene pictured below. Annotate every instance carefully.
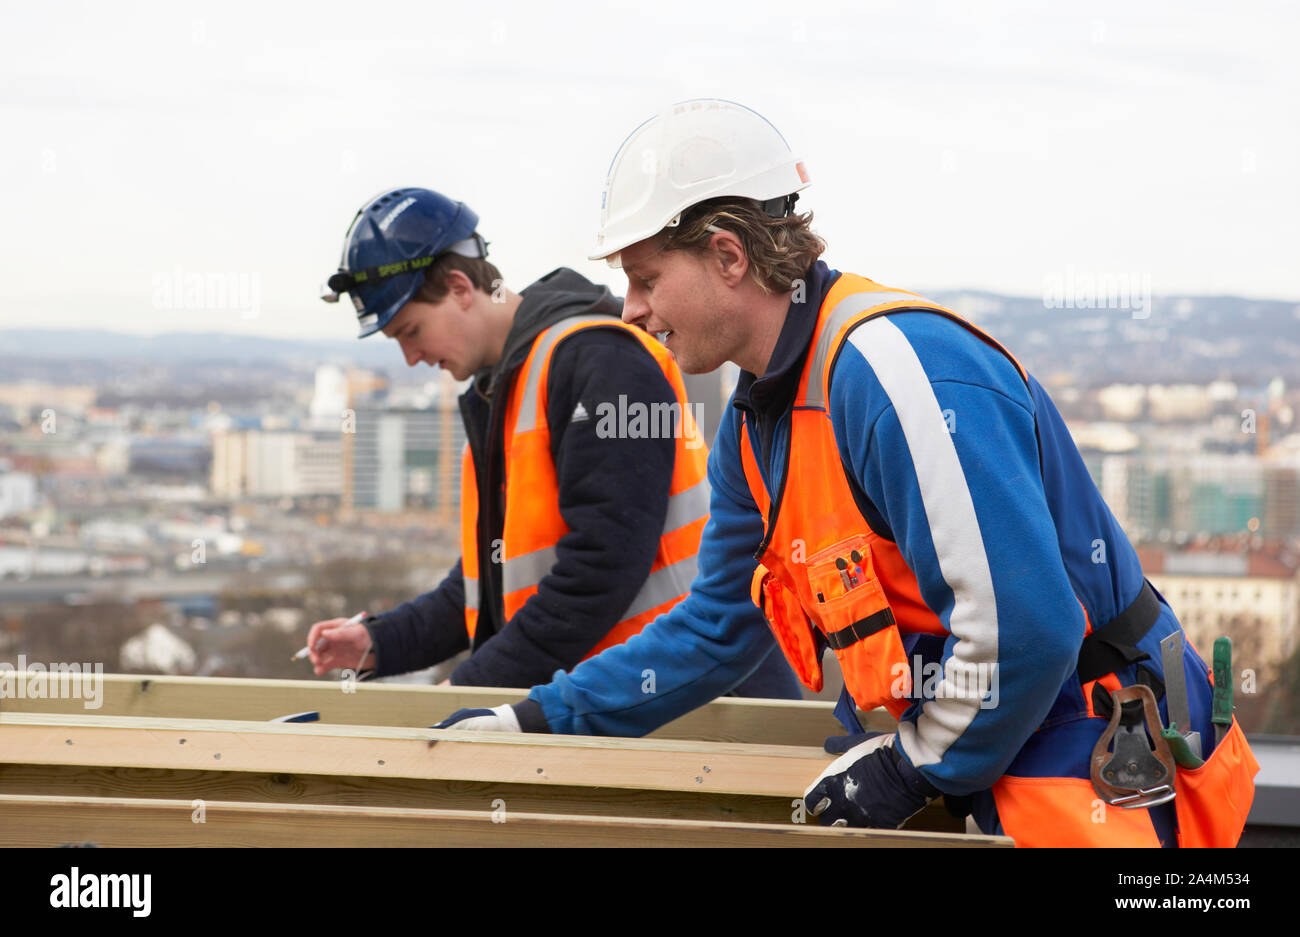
[799,274,1028,411]
[780,275,1035,540]
[513,314,631,435]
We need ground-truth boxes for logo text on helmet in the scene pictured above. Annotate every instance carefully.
[378,196,417,232]
[353,255,436,285]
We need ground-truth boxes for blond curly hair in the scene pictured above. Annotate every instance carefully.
[660,197,826,294]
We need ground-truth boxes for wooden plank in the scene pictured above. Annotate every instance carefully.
[0,762,799,825]
[0,672,896,745]
[0,794,1011,847]
[0,762,963,833]
[0,713,964,833]
[0,712,852,797]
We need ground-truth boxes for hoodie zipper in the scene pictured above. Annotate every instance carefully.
[737,401,794,563]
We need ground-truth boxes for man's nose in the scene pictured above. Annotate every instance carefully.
[622,289,649,327]
[400,340,421,367]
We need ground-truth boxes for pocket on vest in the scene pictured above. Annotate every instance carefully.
[1172,717,1258,848]
[752,566,823,692]
[806,537,909,715]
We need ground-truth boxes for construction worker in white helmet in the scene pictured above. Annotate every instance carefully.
[434,99,1257,847]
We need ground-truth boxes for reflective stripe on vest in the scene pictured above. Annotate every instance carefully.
[461,314,709,662]
[513,314,614,434]
[804,288,1027,410]
[501,479,708,598]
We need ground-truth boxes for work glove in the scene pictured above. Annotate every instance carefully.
[431,699,551,733]
[432,704,521,732]
[804,732,942,829]
[823,731,882,756]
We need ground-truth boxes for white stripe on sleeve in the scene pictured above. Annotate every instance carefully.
[845,318,999,767]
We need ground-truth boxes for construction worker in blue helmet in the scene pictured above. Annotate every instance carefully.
[306,186,800,697]
[432,102,1258,847]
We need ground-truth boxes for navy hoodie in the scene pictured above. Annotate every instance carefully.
[364,267,799,696]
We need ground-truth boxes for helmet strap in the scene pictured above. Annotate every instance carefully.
[444,233,490,259]
[758,193,800,218]
[321,232,488,299]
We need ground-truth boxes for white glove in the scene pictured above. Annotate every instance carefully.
[432,703,521,732]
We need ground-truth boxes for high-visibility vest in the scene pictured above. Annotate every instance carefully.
[740,274,1004,718]
[461,314,710,661]
[740,273,1258,846]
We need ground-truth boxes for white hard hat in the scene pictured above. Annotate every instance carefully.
[589,99,811,263]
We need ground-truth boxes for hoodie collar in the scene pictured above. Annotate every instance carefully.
[733,260,840,415]
[475,267,622,398]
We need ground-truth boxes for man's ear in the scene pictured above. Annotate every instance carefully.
[709,229,750,288]
[446,269,477,309]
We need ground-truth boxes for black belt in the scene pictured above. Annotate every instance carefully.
[1077,580,1163,686]
[824,607,896,651]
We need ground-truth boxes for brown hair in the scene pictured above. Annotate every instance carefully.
[413,254,504,304]
[660,197,826,293]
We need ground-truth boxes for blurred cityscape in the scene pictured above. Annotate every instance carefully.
[2,290,1299,733]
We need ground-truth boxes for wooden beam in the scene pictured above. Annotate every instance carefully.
[0,672,896,745]
[0,762,800,825]
[0,761,963,833]
[0,794,1011,847]
[0,712,963,833]
[0,712,851,797]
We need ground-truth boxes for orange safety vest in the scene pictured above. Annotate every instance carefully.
[742,274,1009,718]
[742,273,1257,846]
[460,314,709,661]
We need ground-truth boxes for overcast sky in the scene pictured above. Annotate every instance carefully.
[2,0,1296,340]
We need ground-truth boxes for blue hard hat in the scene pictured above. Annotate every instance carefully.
[320,187,487,338]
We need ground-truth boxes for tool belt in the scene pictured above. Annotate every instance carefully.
[1079,583,1259,845]
[1078,580,1164,713]
[1077,581,1179,809]
[963,580,1257,845]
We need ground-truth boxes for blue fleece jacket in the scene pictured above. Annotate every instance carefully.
[529,261,1170,796]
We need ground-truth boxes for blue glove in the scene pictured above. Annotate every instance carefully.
[432,704,521,732]
[823,731,883,756]
[804,734,942,829]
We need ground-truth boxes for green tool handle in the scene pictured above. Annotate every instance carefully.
[1212,636,1233,730]
[1160,726,1204,769]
